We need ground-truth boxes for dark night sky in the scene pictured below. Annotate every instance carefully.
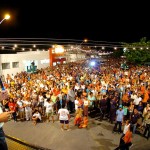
[0,1,150,43]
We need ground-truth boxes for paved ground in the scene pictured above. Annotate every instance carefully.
[3,116,150,150]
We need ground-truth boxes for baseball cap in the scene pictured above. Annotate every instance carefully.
[119,104,122,108]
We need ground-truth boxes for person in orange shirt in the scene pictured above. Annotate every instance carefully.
[140,73,145,82]
[78,115,88,128]
[122,91,130,106]
[142,90,149,104]
[115,125,133,150]
[140,84,146,95]
[74,107,83,127]
[53,87,60,97]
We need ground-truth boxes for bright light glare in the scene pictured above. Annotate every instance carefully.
[5,14,10,20]
[14,44,17,48]
[55,45,64,53]
[90,61,95,66]
[84,39,88,42]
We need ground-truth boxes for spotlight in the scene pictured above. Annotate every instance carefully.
[90,61,95,66]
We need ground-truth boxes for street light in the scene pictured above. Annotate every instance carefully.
[0,13,11,87]
[78,38,88,50]
[78,38,88,51]
[79,38,88,46]
[0,14,10,24]
[75,39,88,60]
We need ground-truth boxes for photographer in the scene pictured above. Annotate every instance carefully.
[0,88,13,150]
[0,102,14,150]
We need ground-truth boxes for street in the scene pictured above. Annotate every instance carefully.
[4,117,150,150]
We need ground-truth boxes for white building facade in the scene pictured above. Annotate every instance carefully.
[0,51,50,77]
[0,51,86,77]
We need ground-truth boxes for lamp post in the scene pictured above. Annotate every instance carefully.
[78,38,88,50]
[0,14,10,87]
[79,39,88,46]
[0,14,10,24]
[76,39,88,60]
[0,14,10,75]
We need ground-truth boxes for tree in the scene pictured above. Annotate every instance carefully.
[111,49,124,58]
[123,37,150,64]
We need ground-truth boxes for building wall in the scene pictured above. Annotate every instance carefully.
[0,51,50,77]
[0,51,86,78]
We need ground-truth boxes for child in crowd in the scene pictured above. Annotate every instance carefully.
[32,109,42,125]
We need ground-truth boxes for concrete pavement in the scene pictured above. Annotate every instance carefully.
[3,116,150,150]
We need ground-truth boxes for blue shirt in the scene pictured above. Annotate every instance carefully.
[116,109,124,122]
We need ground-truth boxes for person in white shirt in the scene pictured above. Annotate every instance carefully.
[32,110,42,125]
[133,93,142,107]
[58,104,70,131]
[117,119,131,148]
[38,92,44,115]
[74,97,79,111]
[44,98,54,123]
[123,120,130,135]
[74,83,80,91]
[17,97,25,121]
[23,98,32,121]
[130,92,137,101]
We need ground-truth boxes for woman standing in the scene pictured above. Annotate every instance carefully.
[44,98,54,123]
[115,125,133,150]
[8,98,17,122]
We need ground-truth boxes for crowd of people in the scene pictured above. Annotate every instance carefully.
[0,58,150,149]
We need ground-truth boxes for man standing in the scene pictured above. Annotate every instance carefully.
[67,86,75,113]
[113,104,124,133]
[58,104,70,131]
[143,109,150,140]
[130,108,140,134]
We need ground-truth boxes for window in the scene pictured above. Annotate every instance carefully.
[12,62,19,68]
[2,63,10,70]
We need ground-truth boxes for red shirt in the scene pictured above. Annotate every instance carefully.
[8,102,17,111]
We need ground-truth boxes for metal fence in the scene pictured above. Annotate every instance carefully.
[6,135,51,150]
